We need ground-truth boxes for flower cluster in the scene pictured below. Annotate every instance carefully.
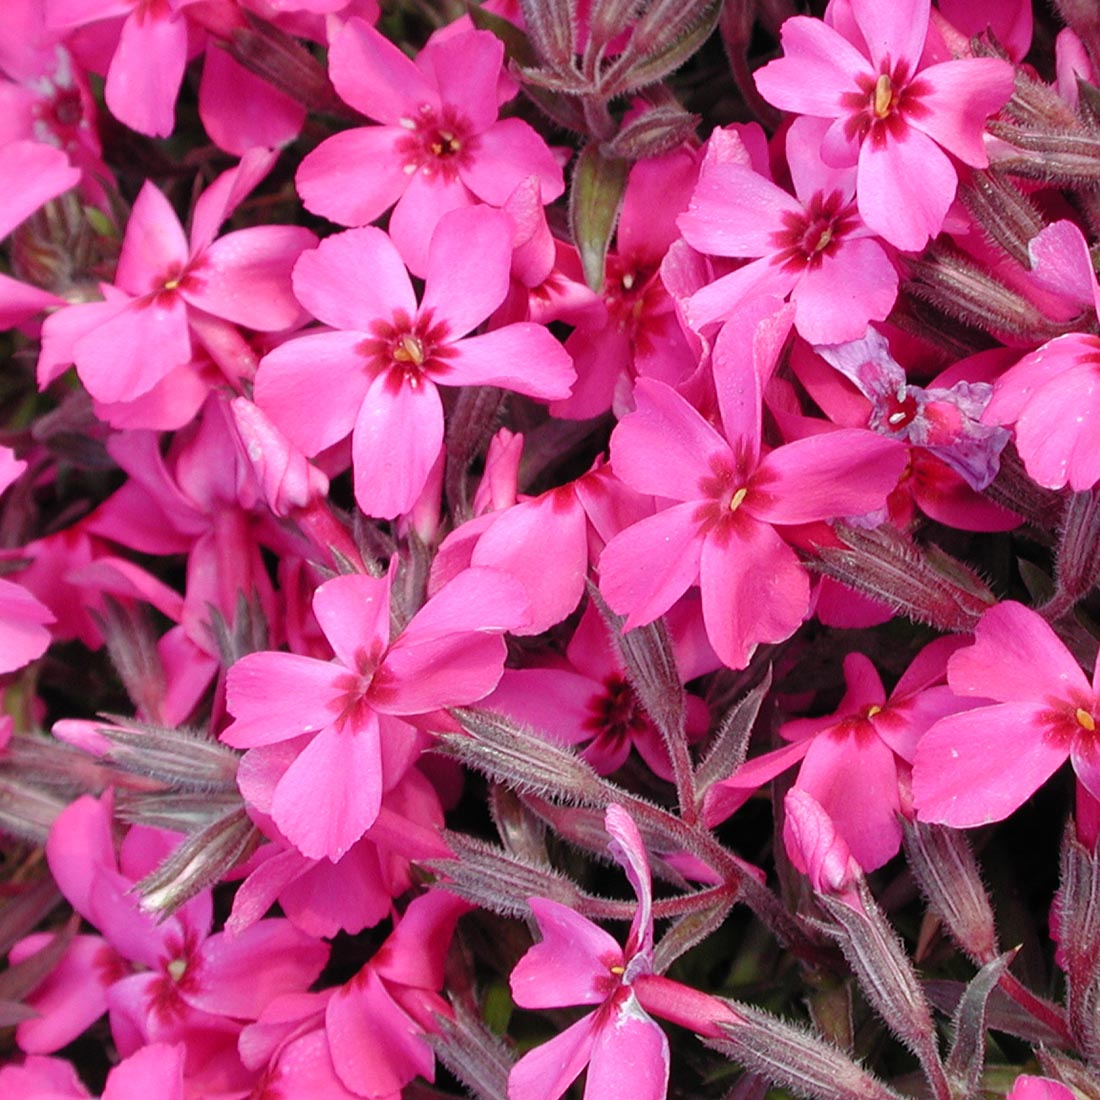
[4,1,1100,1099]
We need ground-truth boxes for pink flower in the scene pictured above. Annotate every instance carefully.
[254,206,575,519]
[37,150,315,407]
[509,804,670,1100]
[599,298,907,669]
[913,600,1100,827]
[754,0,1014,250]
[296,20,564,274]
[11,794,326,1091]
[222,565,530,860]
[706,638,969,869]
[678,119,898,343]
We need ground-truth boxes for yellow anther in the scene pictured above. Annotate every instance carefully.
[393,335,425,365]
[166,958,187,982]
[729,487,748,512]
[1077,708,1096,732]
[163,277,180,290]
[873,73,894,118]
[609,964,625,976]
[866,704,882,718]
[814,227,833,252]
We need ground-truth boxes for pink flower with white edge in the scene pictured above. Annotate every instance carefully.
[222,565,530,861]
[913,600,1100,827]
[754,0,1014,250]
[509,804,669,1100]
[254,206,575,519]
[296,20,563,275]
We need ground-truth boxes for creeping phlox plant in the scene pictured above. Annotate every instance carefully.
[6,1,1100,1098]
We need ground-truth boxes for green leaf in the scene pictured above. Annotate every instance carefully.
[569,142,627,291]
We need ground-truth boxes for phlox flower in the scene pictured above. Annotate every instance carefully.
[254,206,575,519]
[599,298,907,669]
[509,804,669,1100]
[222,565,530,861]
[982,220,1100,490]
[705,639,969,870]
[914,600,1100,827]
[556,145,701,419]
[37,149,315,408]
[678,118,898,344]
[296,19,563,274]
[10,794,327,1093]
[753,0,1014,250]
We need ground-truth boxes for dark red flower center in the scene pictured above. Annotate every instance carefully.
[395,104,475,183]
[840,59,932,149]
[771,190,859,272]
[584,674,650,752]
[358,308,457,392]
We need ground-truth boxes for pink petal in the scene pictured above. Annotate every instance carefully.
[73,295,192,404]
[375,632,509,713]
[511,898,621,1009]
[486,668,600,745]
[114,182,189,297]
[1014,355,1100,491]
[0,141,80,240]
[681,257,795,332]
[947,600,1091,703]
[585,994,669,1100]
[0,578,52,672]
[609,377,726,502]
[271,719,383,861]
[795,729,902,871]
[327,969,435,1095]
[754,17,870,116]
[850,0,928,69]
[222,652,341,748]
[102,1043,185,1100]
[912,703,1067,826]
[104,8,186,138]
[678,156,800,259]
[712,297,792,457]
[598,503,704,630]
[605,806,653,959]
[254,331,370,455]
[911,57,1015,167]
[430,29,505,134]
[388,170,474,277]
[0,274,61,330]
[312,572,392,671]
[293,226,415,333]
[421,206,511,337]
[508,1012,597,1100]
[186,922,328,1019]
[752,430,906,524]
[328,17,436,122]
[186,225,315,331]
[700,520,809,669]
[469,495,586,633]
[14,935,114,1054]
[1027,221,1100,312]
[444,323,576,400]
[790,238,898,344]
[198,46,305,157]
[296,126,411,228]
[458,117,565,205]
[856,127,956,251]
[351,373,443,519]
[402,564,531,641]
